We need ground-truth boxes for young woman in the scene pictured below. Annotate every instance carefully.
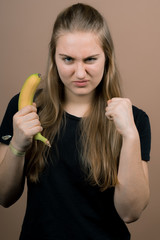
[0,3,151,240]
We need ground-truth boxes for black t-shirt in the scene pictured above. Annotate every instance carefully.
[0,94,151,240]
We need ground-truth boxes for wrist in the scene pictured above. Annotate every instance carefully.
[9,142,26,157]
[11,137,28,152]
[122,127,139,141]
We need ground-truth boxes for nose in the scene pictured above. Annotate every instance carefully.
[75,62,86,79]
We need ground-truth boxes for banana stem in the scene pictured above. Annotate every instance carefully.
[34,133,51,147]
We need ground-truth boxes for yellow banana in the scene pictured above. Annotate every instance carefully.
[18,73,51,147]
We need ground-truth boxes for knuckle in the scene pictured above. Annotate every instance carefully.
[27,105,36,112]
[24,105,31,111]
[13,114,17,122]
[16,119,22,126]
[13,116,21,126]
[125,98,131,104]
[36,119,41,126]
[29,105,35,112]
[32,112,38,119]
[39,126,43,132]
[13,112,19,120]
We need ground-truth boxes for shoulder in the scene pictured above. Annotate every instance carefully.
[0,94,19,145]
[132,105,151,146]
[7,93,19,109]
[2,93,19,117]
[1,93,19,120]
[132,105,150,129]
[132,105,148,119]
[132,105,151,161]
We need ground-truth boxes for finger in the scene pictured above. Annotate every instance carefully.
[107,99,112,105]
[107,99,118,107]
[109,98,132,106]
[21,125,43,139]
[105,110,114,120]
[107,98,122,105]
[25,119,42,129]
[32,102,37,107]
[105,114,114,121]
[22,112,39,121]
[105,104,114,112]
[17,105,37,116]
[109,97,121,102]
[106,115,113,121]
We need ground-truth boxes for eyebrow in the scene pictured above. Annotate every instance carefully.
[59,54,100,59]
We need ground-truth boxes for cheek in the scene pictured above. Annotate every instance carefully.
[97,61,105,78]
[56,64,73,81]
[89,63,104,79]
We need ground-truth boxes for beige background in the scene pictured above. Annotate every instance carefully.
[0,0,159,239]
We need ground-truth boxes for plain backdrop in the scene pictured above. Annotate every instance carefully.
[0,0,160,239]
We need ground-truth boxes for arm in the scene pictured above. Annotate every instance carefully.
[0,143,25,207]
[114,134,149,223]
[0,104,42,207]
[105,98,150,223]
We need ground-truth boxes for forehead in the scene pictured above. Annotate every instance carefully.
[56,31,103,56]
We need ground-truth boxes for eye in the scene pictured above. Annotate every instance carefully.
[85,57,97,63]
[63,56,73,64]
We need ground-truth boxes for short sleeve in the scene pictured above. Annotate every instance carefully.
[0,94,19,145]
[132,106,151,161]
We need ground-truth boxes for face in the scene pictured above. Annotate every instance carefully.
[55,31,105,101]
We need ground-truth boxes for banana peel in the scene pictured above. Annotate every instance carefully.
[18,73,51,147]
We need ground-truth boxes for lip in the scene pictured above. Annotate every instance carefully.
[73,80,89,87]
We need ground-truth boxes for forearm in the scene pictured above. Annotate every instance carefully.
[0,104,42,207]
[0,144,25,207]
[114,130,150,223]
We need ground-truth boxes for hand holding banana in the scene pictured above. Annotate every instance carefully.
[18,73,50,147]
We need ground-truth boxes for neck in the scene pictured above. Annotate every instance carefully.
[63,92,94,118]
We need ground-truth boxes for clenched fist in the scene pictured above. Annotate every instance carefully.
[105,98,138,138]
[11,103,43,152]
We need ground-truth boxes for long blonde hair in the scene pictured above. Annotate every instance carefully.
[25,3,122,191]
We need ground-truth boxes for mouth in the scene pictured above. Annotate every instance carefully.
[73,80,89,87]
